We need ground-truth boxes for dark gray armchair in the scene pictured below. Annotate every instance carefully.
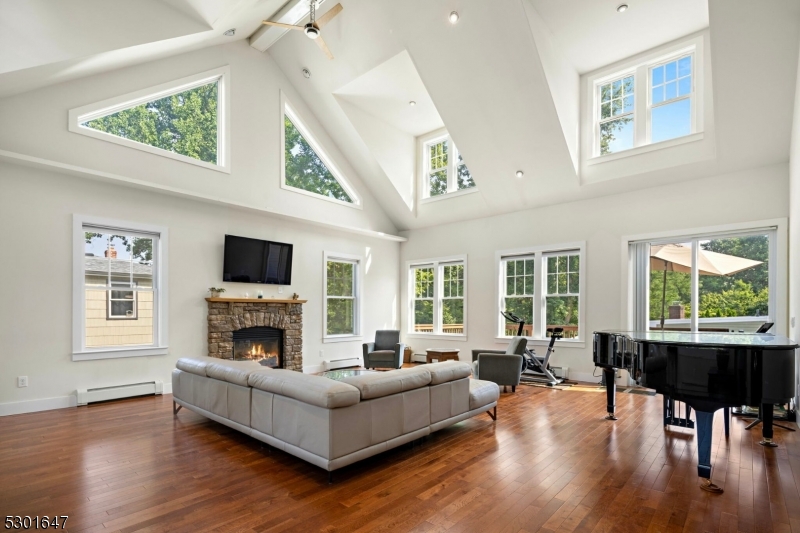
[363,330,405,369]
[472,337,527,392]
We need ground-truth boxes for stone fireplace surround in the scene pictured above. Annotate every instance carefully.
[206,298,306,372]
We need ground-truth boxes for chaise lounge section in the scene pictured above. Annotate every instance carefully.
[171,357,500,475]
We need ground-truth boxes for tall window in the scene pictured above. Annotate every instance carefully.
[282,95,360,207]
[409,257,467,336]
[74,216,168,360]
[324,253,361,340]
[593,48,697,156]
[69,67,229,171]
[631,229,776,333]
[421,132,476,199]
[498,245,584,341]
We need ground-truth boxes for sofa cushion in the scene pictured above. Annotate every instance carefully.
[469,379,500,410]
[176,356,217,377]
[367,350,396,361]
[248,369,360,409]
[206,359,264,387]
[341,367,431,400]
[427,361,472,385]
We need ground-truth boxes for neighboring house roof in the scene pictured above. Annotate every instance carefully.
[85,256,152,277]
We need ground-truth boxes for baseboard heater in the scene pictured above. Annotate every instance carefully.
[77,381,163,406]
[324,358,361,371]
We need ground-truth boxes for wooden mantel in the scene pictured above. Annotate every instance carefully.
[205,297,307,304]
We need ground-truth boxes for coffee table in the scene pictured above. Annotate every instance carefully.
[425,349,460,363]
[319,369,377,381]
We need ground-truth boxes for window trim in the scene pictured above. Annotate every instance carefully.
[68,66,230,173]
[322,251,363,343]
[495,242,586,348]
[72,214,169,361]
[417,128,478,203]
[280,91,362,209]
[407,255,468,341]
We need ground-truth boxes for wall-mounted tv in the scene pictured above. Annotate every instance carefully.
[223,234,293,285]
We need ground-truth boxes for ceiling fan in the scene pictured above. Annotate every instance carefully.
[262,1,343,60]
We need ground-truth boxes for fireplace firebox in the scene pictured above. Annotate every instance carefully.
[232,327,283,367]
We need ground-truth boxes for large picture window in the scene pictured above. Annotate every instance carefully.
[408,257,467,337]
[73,216,168,360]
[323,252,361,341]
[498,244,584,341]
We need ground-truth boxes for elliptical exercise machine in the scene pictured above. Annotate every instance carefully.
[501,311,564,386]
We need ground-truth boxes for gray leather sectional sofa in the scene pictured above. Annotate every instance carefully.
[172,356,500,473]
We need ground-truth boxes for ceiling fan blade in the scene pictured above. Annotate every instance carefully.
[315,34,334,60]
[315,3,343,29]
[262,20,304,30]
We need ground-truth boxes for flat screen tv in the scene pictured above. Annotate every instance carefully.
[223,235,293,285]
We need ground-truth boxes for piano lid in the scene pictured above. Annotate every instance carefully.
[596,330,798,349]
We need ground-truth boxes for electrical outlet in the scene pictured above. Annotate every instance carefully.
[17,376,28,388]
[278,286,284,294]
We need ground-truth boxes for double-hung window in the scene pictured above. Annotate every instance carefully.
[498,244,584,342]
[324,252,362,341]
[409,256,467,337]
[73,215,169,360]
[420,131,476,200]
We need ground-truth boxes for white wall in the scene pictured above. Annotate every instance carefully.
[789,38,800,405]
[400,163,789,381]
[0,163,400,414]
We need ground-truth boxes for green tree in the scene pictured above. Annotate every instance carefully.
[85,232,152,263]
[285,116,352,202]
[326,261,355,335]
[83,82,218,164]
[698,279,768,318]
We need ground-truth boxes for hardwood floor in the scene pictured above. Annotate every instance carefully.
[2,382,800,532]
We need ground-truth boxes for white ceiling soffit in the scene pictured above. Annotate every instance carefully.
[528,0,709,74]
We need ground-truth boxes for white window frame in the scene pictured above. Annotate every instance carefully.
[73,214,169,361]
[280,91,362,209]
[587,35,705,161]
[107,284,138,320]
[417,128,478,204]
[624,220,786,335]
[596,73,636,155]
[68,66,231,173]
[407,255,468,341]
[496,242,586,347]
[322,251,363,343]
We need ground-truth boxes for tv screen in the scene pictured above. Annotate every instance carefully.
[223,235,293,285]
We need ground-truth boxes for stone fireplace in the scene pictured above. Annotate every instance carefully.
[206,298,304,371]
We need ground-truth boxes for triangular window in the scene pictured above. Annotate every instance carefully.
[69,67,228,172]
[282,97,359,206]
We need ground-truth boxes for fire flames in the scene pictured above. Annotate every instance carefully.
[241,343,279,367]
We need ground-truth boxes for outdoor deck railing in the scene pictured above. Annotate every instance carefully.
[411,324,579,338]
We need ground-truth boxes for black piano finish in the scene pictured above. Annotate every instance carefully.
[593,330,797,489]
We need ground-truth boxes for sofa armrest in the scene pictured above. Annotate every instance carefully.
[471,349,505,362]
[363,342,375,358]
[394,343,405,368]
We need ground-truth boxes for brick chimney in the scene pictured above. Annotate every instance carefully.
[105,245,117,259]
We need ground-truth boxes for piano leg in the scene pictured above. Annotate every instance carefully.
[603,368,617,420]
[724,407,730,438]
[696,410,724,494]
[760,402,778,447]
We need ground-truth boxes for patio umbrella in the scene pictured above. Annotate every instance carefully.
[650,244,763,330]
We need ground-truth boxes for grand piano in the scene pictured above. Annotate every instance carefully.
[593,330,797,493]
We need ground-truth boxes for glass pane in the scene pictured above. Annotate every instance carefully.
[611,99,622,117]
[569,255,580,272]
[557,273,567,293]
[442,299,464,333]
[651,98,691,143]
[665,61,677,81]
[600,116,634,154]
[649,242,693,329]
[506,261,514,277]
[568,273,579,294]
[601,102,611,120]
[623,96,634,113]
[457,164,475,190]
[547,256,557,272]
[524,274,534,295]
[698,234,770,333]
[600,83,611,102]
[429,140,448,170]
[547,273,557,294]
[557,256,568,271]
[623,76,634,95]
[612,79,622,98]
[414,300,434,332]
[506,276,515,296]
[504,297,533,337]
[327,261,353,297]
[546,296,579,339]
[82,81,218,164]
[110,290,134,300]
[652,66,664,86]
[525,259,534,275]
[327,298,354,335]
[429,170,448,197]
[515,276,524,295]
[84,231,154,288]
[284,115,353,202]
[665,81,677,100]
[652,86,664,105]
[85,288,153,347]
[678,56,692,77]
[678,77,692,97]
[415,268,434,298]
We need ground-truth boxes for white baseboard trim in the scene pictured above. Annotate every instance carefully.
[324,357,361,370]
[568,371,602,384]
[0,382,172,417]
[0,395,77,416]
[303,364,326,374]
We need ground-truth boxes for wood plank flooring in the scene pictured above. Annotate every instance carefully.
[2,381,800,532]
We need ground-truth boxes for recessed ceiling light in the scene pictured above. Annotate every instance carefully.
[409,101,416,107]
[223,28,236,37]
[302,68,311,79]
[515,170,524,178]
[616,4,629,12]
[449,11,459,24]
